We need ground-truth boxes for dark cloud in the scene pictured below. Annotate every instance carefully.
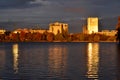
[0,0,120,32]
[64,7,85,13]
[0,0,42,9]
[90,0,120,7]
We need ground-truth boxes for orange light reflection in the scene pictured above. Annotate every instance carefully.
[48,45,68,76]
[87,43,99,79]
[12,44,19,74]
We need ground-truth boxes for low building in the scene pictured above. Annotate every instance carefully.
[98,30,117,36]
[13,28,29,34]
[0,29,6,34]
[49,22,68,35]
[29,29,48,34]
[13,28,49,34]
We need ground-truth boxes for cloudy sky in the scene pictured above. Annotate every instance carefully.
[0,0,120,32]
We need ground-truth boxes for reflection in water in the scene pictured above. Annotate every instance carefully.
[12,44,19,74]
[117,44,120,80]
[0,43,118,79]
[0,47,5,69]
[87,43,99,79]
[48,45,68,77]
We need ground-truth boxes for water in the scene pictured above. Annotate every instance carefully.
[0,42,119,80]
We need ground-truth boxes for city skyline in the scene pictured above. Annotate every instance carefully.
[0,0,120,33]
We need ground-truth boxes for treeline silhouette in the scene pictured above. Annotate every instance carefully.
[0,31,116,42]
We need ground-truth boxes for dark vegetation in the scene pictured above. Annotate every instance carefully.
[0,31,116,42]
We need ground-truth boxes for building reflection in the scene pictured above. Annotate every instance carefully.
[86,43,99,79]
[48,45,68,76]
[12,44,19,74]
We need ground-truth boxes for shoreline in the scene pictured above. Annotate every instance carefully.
[0,41,118,43]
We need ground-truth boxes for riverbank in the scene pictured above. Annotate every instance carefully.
[0,40,118,43]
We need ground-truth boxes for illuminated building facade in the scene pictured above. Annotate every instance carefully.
[29,29,48,34]
[101,30,117,36]
[13,28,29,34]
[13,28,48,34]
[0,29,6,34]
[87,17,98,34]
[49,22,68,35]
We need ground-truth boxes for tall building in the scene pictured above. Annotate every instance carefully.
[49,22,68,35]
[87,17,98,34]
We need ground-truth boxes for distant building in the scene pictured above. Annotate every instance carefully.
[13,28,29,34]
[13,28,48,34]
[29,29,48,34]
[49,22,68,35]
[87,17,98,34]
[100,30,117,36]
[0,29,6,34]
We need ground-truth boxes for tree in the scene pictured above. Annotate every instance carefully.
[116,16,120,42]
[55,33,64,41]
[88,34,94,42]
[4,31,11,42]
[46,33,54,42]
[5,31,11,36]
[62,29,69,40]
[19,31,26,42]
[10,33,20,42]
[100,34,109,41]
[79,33,85,41]
[94,34,100,42]
[32,32,42,41]
[0,34,5,42]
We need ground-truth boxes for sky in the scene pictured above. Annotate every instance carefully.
[0,0,120,33]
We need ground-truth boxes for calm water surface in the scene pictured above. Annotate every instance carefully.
[0,42,119,80]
